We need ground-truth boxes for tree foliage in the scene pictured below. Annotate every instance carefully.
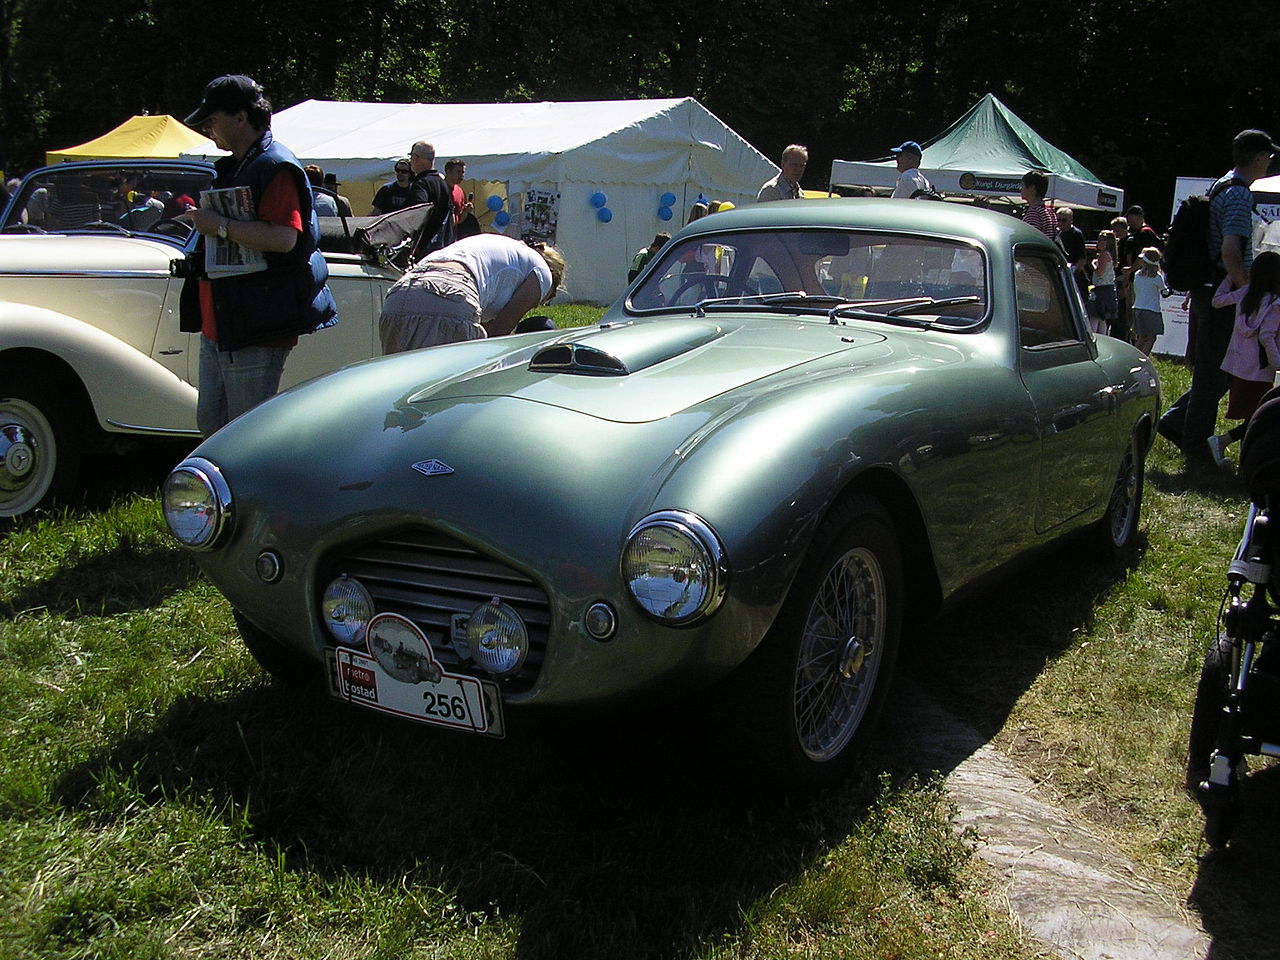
[4,0,1277,225]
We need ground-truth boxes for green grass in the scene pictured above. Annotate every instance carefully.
[0,343,1270,958]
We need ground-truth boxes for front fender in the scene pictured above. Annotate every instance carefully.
[0,302,197,434]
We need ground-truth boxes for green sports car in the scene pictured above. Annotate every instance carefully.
[164,199,1160,788]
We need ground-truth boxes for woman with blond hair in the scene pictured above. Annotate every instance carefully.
[379,233,565,354]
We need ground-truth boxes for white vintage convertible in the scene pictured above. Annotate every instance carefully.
[0,159,398,518]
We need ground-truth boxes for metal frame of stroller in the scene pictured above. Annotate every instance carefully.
[1188,386,1280,848]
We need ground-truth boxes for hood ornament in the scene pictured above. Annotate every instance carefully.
[411,459,454,477]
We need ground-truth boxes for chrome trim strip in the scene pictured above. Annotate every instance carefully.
[105,419,200,436]
[0,269,174,279]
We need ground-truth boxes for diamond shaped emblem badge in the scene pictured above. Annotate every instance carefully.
[411,459,454,477]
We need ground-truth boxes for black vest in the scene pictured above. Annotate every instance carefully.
[180,130,338,350]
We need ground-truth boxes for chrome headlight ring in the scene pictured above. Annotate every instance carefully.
[162,457,233,550]
[622,510,728,625]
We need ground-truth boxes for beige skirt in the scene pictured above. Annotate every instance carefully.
[378,261,485,354]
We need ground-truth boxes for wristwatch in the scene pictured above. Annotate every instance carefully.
[217,219,229,240]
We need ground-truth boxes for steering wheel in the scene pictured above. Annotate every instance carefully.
[147,218,194,240]
[669,273,753,306]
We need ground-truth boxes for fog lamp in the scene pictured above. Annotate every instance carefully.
[322,575,375,647]
[467,598,528,677]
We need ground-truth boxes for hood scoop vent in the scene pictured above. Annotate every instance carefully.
[529,343,628,376]
[529,321,725,377]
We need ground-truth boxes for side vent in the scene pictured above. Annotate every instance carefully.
[529,344,630,376]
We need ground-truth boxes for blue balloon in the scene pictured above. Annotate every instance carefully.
[660,191,677,207]
[494,211,511,228]
[597,207,613,223]
[486,195,504,212]
[590,191,608,208]
[658,206,673,221]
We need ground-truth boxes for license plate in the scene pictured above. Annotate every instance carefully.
[325,612,504,737]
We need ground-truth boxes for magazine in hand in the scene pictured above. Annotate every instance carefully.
[202,186,268,277]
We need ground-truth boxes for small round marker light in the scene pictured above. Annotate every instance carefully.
[255,550,283,583]
[584,602,617,641]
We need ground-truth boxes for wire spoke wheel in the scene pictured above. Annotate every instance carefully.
[794,546,887,762]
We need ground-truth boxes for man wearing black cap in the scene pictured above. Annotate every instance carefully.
[180,74,337,437]
[889,141,931,199]
[1158,128,1279,468]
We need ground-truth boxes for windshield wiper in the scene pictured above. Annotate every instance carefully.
[826,295,984,330]
[886,296,981,316]
[826,304,934,329]
[692,290,815,316]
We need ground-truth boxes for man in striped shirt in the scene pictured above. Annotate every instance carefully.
[1020,170,1058,239]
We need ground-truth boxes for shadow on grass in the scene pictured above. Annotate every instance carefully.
[0,543,201,619]
[53,682,882,959]
[45,534,1147,958]
[888,536,1142,752]
[1188,764,1280,960]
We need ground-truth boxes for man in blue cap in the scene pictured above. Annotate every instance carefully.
[180,74,337,437]
[890,140,932,199]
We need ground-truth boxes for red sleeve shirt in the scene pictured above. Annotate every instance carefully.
[200,169,305,343]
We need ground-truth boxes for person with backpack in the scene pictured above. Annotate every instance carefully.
[1157,128,1279,468]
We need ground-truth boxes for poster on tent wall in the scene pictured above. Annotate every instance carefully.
[520,188,560,246]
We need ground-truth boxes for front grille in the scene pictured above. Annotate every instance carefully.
[332,529,550,691]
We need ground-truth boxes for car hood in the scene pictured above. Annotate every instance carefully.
[399,317,888,423]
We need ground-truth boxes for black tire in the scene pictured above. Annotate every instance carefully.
[1186,631,1245,848]
[0,372,82,518]
[1096,429,1145,561]
[232,610,320,688]
[1204,787,1240,851]
[709,496,903,791]
[1186,632,1233,793]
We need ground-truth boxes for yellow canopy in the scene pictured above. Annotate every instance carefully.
[46,115,209,163]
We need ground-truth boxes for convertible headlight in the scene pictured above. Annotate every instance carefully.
[162,457,232,549]
[467,599,529,677]
[322,575,375,647]
[622,511,727,624]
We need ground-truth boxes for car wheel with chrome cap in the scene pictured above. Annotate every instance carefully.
[706,496,902,791]
[0,372,82,518]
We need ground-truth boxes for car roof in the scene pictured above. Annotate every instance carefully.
[676,197,1060,253]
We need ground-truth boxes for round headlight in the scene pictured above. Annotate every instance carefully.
[622,511,726,624]
[467,599,528,677]
[162,457,232,549]
[322,575,375,647]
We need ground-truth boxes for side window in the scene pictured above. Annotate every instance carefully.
[1015,254,1081,347]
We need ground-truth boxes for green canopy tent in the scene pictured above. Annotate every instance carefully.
[829,94,1123,212]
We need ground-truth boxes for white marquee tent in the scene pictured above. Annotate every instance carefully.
[184,98,778,303]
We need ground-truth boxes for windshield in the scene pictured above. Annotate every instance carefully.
[628,228,988,324]
[2,166,213,240]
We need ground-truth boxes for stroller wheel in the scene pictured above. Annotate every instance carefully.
[1186,633,1233,793]
[1202,778,1241,850]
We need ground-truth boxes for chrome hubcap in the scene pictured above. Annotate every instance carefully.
[839,637,864,679]
[0,401,56,516]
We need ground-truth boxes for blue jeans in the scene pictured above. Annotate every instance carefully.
[197,335,291,438]
[1158,287,1230,460]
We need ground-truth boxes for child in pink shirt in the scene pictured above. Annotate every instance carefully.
[1208,251,1280,467]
